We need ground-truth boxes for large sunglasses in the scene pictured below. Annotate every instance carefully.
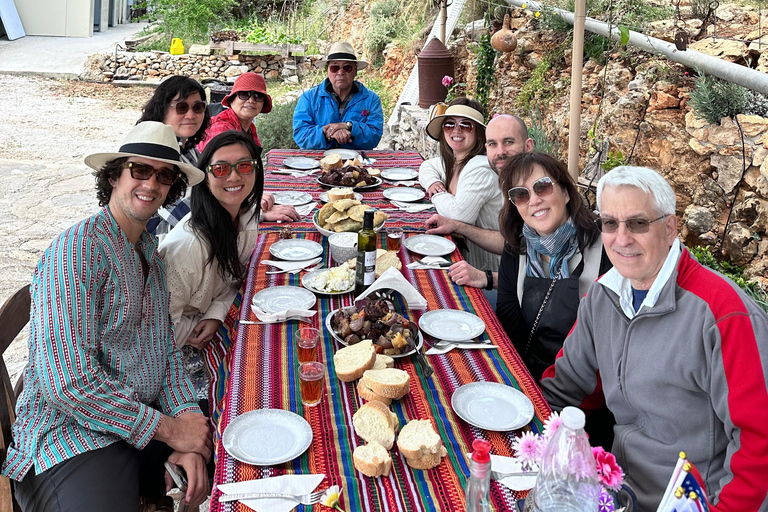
[442,119,474,134]
[329,64,355,74]
[507,176,555,206]
[206,159,258,178]
[236,91,266,103]
[170,100,206,115]
[125,161,181,186]
[595,215,668,234]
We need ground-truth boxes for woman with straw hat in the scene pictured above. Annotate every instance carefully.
[418,98,503,271]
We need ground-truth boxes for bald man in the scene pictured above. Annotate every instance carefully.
[425,114,533,292]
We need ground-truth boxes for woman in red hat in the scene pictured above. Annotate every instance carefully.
[200,72,299,222]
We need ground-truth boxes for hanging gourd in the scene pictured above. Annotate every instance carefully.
[491,14,518,53]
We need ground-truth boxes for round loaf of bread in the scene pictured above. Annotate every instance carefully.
[353,442,393,477]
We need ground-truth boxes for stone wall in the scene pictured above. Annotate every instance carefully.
[85,51,323,83]
[388,105,438,158]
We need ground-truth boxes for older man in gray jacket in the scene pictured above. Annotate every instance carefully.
[540,166,768,511]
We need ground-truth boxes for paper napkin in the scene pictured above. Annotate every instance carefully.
[218,474,326,512]
[261,257,321,273]
[392,201,434,213]
[251,305,317,323]
[354,267,428,309]
[488,454,538,492]
[406,256,451,270]
[425,341,499,355]
[294,202,317,217]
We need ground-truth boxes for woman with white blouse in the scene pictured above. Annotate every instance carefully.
[418,98,503,271]
[159,131,263,399]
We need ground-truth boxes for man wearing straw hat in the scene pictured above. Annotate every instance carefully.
[293,41,384,150]
[2,122,212,511]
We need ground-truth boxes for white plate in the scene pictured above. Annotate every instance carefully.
[380,168,418,181]
[383,187,426,202]
[283,157,320,170]
[323,149,360,160]
[313,210,384,238]
[301,267,355,295]
[404,234,457,257]
[418,309,485,342]
[222,409,313,465]
[269,239,324,261]
[451,382,534,431]
[319,191,363,203]
[325,307,424,359]
[317,176,382,190]
[252,286,316,314]
[272,191,314,206]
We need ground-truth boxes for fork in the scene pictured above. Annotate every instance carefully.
[413,258,452,268]
[265,264,324,275]
[219,490,324,504]
[491,470,538,480]
[240,316,313,325]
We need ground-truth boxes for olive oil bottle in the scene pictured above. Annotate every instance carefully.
[355,210,377,296]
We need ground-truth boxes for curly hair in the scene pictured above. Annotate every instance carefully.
[498,151,599,255]
[93,157,188,208]
[437,97,487,187]
[138,76,211,149]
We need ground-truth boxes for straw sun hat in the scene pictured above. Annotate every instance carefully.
[425,104,486,141]
[84,121,205,186]
[320,41,369,70]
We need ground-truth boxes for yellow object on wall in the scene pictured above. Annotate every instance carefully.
[170,38,185,55]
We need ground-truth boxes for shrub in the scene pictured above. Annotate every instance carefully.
[365,0,407,65]
[745,91,768,118]
[527,107,559,155]
[690,246,768,312]
[144,0,237,44]
[688,72,749,125]
[253,98,299,154]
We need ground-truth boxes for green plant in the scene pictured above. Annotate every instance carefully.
[689,246,768,312]
[240,22,302,45]
[689,71,749,125]
[253,98,299,154]
[527,106,559,155]
[745,91,768,118]
[365,0,408,66]
[442,75,467,103]
[475,14,498,114]
[516,56,551,110]
[601,149,627,171]
[143,0,237,44]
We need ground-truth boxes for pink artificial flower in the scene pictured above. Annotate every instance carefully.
[511,431,543,468]
[542,411,562,440]
[592,447,624,491]
[442,75,455,88]
[361,109,370,117]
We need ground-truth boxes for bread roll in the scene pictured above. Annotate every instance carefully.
[327,187,355,201]
[397,419,444,460]
[352,401,399,450]
[357,377,392,406]
[362,368,410,399]
[405,446,448,470]
[334,339,377,382]
[320,153,343,171]
[353,442,392,477]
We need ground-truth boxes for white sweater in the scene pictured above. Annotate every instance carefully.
[418,154,502,271]
[158,207,260,346]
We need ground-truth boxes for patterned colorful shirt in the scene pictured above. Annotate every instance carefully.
[2,207,200,480]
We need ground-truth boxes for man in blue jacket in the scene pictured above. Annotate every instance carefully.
[293,42,383,150]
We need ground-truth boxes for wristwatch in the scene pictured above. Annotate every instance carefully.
[345,121,353,131]
[485,270,494,290]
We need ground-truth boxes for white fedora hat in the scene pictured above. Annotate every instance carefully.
[425,104,486,141]
[320,41,368,70]
[84,121,205,186]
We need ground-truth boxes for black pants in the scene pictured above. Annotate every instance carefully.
[14,440,173,512]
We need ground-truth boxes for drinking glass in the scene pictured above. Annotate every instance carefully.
[295,327,320,364]
[299,362,325,407]
[386,227,403,253]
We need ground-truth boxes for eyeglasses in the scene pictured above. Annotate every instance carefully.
[125,161,181,186]
[236,91,266,103]
[206,159,258,178]
[328,64,355,74]
[442,119,474,134]
[595,215,668,234]
[170,100,206,115]
[507,177,555,206]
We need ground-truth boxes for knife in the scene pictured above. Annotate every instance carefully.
[413,258,453,267]
[219,491,304,503]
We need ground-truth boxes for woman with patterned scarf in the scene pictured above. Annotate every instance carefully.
[496,151,613,380]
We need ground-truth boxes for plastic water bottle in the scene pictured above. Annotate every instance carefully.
[465,439,492,512]
[531,407,600,511]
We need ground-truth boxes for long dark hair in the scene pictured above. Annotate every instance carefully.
[94,157,188,207]
[438,97,487,187]
[190,131,264,281]
[499,151,599,254]
[138,76,211,149]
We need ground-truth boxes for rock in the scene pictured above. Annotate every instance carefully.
[716,8,735,22]
[685,111,709,133]
[464,20,488,41]
[724,222,758,265]
[648,90,680,111]
[736,114,768,137]
[685,205,715,233]
[689,38,748,62]
[761,157,768,180]
[711,154,745,192]
[223,65,249,77]
[266,70,279,79]
[707,117,741,145]
[285,75,299,84]
[689,138,716,155]
[189,44,210,55]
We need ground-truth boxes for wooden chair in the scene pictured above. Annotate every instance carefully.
[0,285,29,512]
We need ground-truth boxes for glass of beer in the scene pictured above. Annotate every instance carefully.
[299,362,324,407]
[386,227,403,253]
[295,327,320,364]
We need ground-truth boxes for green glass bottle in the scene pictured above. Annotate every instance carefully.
[355,210,377,296]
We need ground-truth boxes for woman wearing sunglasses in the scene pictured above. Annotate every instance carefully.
[418,98,503,271]
[159,131,264,399]
[496,151,613,380]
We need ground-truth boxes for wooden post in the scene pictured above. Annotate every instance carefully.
[440,0,447,44]
[567,0,586,181]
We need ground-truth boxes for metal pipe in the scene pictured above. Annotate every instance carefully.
[505,0,768,96]
[568,0,586,179]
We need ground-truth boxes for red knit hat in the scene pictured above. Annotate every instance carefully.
[222,72,273,113]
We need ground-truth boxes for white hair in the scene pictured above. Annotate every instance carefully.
[596,166,676,215]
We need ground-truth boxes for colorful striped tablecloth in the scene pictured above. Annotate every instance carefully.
[206,150,551,512]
